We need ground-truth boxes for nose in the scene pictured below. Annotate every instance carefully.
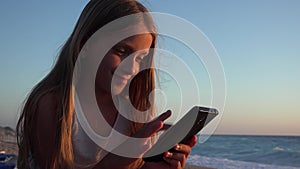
[122,55,139,75]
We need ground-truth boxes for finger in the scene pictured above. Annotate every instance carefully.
[186,135,198,147]
[163,153,181,169]
[173,144,191,155]
[165,151,186,168]
[142,110,171,136]
[134,110,172,138]
[154,110,172,122]
[134,120,163,138]
[160,123,172,131]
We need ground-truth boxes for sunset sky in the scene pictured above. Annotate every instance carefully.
[0,0,299,136]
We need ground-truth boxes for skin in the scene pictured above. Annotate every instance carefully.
[95,34,153,97]
[34,34,197,169]
[95,34,153,130]
[94,110,198,169]
[93,34,197,169]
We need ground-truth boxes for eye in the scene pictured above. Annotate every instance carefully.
[114,46,128,58]
[135,55,147,64]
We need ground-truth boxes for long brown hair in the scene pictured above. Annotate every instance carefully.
[17,0,156,168]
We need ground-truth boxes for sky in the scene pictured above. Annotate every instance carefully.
[0,0,299,136]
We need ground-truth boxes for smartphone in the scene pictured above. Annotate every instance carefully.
[142,106,219,162]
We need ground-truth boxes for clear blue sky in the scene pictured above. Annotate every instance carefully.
[0,0,299,136]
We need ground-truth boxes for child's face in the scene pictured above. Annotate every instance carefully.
[95,33,153,96]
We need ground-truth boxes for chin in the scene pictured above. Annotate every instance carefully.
[111,85,126,96]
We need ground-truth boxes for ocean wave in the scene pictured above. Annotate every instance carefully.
[273,146,285,151]
[187,155,300,169]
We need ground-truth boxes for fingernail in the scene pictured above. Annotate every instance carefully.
[164,110,171,115]
[174,144,180,150]
[165,152,172,157]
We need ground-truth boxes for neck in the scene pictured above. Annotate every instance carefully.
[95,87,119,127]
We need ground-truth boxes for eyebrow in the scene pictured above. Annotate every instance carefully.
[117,42,150,55]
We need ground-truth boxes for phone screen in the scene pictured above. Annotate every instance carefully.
[143,106,218,162]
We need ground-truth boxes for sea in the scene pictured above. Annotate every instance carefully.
[187,135,300,169]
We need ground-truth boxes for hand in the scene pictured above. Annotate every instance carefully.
[93,110,172,169]
[142,135,198,169]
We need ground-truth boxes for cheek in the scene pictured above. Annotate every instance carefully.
[134,62,141,74]
[103,53,121,70]
[98,53,121,74]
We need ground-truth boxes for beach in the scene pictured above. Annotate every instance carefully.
[0,127,17,155]
[3,127,300,168]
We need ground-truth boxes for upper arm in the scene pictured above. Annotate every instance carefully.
[32,92,60,168]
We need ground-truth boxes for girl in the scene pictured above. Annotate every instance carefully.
[17,1,197,169]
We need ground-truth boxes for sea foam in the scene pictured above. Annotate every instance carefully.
[187,155,300,169]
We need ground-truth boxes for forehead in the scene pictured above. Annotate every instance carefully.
[117,34,153,51]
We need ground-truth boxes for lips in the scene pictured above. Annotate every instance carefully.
[113,74,130,84]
